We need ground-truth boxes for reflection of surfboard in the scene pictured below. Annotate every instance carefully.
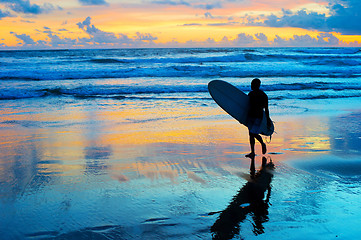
[208,80,274,136]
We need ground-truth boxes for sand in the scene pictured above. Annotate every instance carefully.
[0,97,361,239]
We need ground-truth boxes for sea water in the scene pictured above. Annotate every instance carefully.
[1,48,361,239]
[1,48,361,116]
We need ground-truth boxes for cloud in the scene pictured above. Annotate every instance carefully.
[152,0,190,7]
[326,0,361,34]
[204,12,214,19]
[272,32,340,47]
[77,16,119,44]
[232,33,257,46]
[135,32,158,41]
[20,19,35,23]
[194,2,222,10]
[42,27,53,34]
[6,17,158,49]
[152,0,221,9]
[76,16,92,29]
[264,9,327,30]
[261,0,361,35]
[181,23,202,26]
[47,33,77,47]
[5,30,359,49]
[255,33,268,42]
[207,22,238,26]
[0,0,59,15]
[10,30,79,48]
[317,32,340,45]
[203,11,227,20]
[11,32,35,44]
[163,32,345,48]
[0,9,12,19]
[77,16,158,46]
[78,0,108,6]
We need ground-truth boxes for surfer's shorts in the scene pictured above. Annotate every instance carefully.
[247,117,262,134]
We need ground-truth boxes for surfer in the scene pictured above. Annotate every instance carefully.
[246,78,271,157]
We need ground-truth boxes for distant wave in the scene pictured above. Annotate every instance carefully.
[85,53,361,65]
[295,48,361,55]
[0,76,41,81]
[89,58,128,64]
[87,55,248,64]
[303,59,361,66]
[4,66,360,81]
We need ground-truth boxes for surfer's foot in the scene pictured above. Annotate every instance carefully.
[262,143,267,154]
[245,152,255,158]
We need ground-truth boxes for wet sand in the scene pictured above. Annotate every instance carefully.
[0,97,361,239]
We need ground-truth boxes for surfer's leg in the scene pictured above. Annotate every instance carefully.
[247,132,256,157]
[255,134,267,154]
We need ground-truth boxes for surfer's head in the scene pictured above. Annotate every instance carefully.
[251,78,261,90]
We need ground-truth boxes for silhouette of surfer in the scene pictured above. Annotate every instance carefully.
[246,78,271,157]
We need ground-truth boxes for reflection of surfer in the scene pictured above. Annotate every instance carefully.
[211,156,274,239]
[246,78,271,157]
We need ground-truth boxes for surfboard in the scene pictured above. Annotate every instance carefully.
[208,80,274,136]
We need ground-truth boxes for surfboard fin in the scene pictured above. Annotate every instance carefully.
[265,135,272,144]
[265,128,276,144]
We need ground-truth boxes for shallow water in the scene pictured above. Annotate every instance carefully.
[1,94,361,239]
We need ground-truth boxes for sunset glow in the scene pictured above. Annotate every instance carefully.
[1,0,361,49]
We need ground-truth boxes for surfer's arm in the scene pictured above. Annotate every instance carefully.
[264,95,271,126]
[266,109,271,126]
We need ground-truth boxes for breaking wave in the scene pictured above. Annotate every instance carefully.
[1,81,360,101]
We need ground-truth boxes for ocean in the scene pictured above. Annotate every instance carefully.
[1,48,361,116]
[1,48,361,239]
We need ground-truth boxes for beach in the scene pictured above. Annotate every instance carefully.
[1,48,361,239]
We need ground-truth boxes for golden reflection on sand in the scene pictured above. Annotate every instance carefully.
[273,116,331,153]
[0,103,338,186]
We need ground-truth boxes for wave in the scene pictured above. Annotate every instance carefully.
[303,59,361,66]
[85,52,361,65]
[0,85,207,100]
[4,64,361,81]
[264,82,361,91]
[0,89,46,100]
[299,93,361,100]
[86,54,248,64]
[1,81,361,101]
[295,48,361,55]
[89,58,128,64]
[273,92,361,100]
[0,76,41,81]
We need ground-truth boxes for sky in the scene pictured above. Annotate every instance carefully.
[0,0,361,49]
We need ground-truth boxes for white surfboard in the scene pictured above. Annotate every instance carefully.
[208,80,274,136]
